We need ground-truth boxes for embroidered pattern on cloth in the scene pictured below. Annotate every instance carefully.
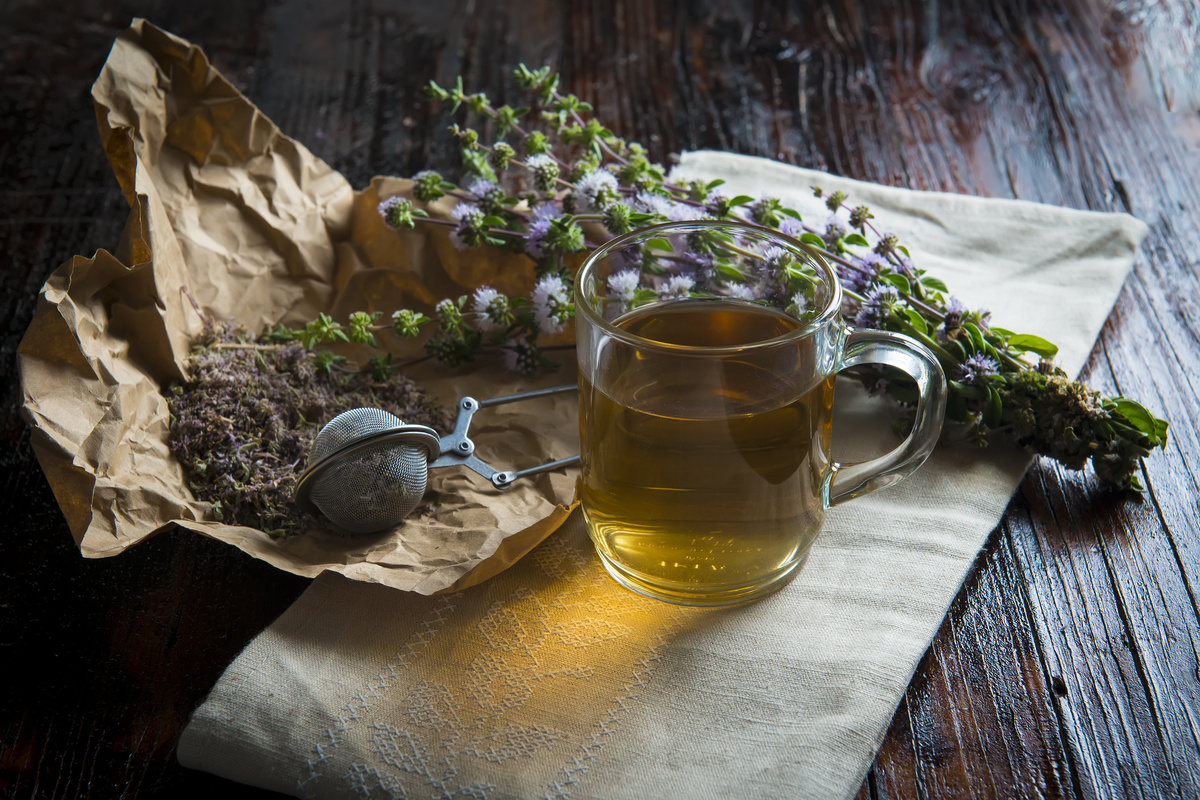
[298,531,689,799]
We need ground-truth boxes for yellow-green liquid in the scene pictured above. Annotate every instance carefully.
[580,300,835,605]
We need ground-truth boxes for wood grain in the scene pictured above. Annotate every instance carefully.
[2,1,1198,797]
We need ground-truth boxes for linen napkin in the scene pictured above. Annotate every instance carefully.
[176,153,1147,799]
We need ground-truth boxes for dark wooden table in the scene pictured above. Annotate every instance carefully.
[3,1,1198,797]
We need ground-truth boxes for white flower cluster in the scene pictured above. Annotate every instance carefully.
[531,275,572,335]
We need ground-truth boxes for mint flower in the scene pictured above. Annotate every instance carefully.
[523,130,549,155]
[531,275,572,334]
[468,178,506,216]
[542,217,585,255]
[762,246,794,290]
[413,170,446,202]
[603,202,634,235]
[839,253,886,293]
[749,196,786,227]
[471,286,511,332]
[488,142,515,172]
[607,269,641,301]
[854,283,902,329]
[821,213,848,249]
[575,168,620,213]
[660,275,695,299]
[521,203,561,259]
[778,218,803,239]
[666,203,708,223]
[378,196,416,229]
[450,203,486,249]
[391,309,427,338]
[788,291,810,317]
[526,153,559,193]
[632,191,670,216]
[959,353,1000,385]
[502,337,541,374]
[435,297,465,334]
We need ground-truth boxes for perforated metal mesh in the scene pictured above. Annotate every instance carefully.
[307,408,430,534]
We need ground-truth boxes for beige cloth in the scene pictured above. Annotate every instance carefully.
[177,152,1148,799]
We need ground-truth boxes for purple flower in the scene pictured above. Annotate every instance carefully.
[853,283,902,329]
[778,218,803,239]
[959,353,1000,385]
[838,253,887,293]
[523,203,562,259]
[449,203,485,250]
[762,246,794,289]
[822,213,848,248]
[524,220,552,258]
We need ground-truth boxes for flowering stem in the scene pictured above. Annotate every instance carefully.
[211,342,281,351]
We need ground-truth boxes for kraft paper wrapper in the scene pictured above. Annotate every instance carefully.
[16,19,578,595]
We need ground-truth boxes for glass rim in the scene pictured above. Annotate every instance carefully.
[574,219,843,354]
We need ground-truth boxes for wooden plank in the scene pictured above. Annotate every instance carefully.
[2,1,1199,798]
[869,530,1080,799]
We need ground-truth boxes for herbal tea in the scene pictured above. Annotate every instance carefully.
[579,300,836,605]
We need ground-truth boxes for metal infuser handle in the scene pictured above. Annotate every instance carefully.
[432,385,581,488]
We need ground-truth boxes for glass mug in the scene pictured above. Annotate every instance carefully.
[574,220,948,606]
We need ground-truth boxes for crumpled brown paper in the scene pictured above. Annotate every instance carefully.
[16,19,578,595]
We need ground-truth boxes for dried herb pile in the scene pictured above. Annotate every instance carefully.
[167,325,451,538]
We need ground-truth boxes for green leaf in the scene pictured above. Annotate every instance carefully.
[903,308,929,336]
[645,237,673,252]
[984,386,1003,428]
[920,276,948,292]
[800,233,826,249]
[716,262,748,281]
[880,273,912,294]
[1007,333,1059,358]
[631,288,659,308]
[945,387,971,423]
[964,322,987,352]
[728,195,755,207]
[844,233,870,247]
[1111,398,1169,447]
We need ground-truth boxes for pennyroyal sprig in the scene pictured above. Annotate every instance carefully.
[274,64,1167,493]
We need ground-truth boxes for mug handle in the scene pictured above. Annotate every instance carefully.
[828,328,948,506]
